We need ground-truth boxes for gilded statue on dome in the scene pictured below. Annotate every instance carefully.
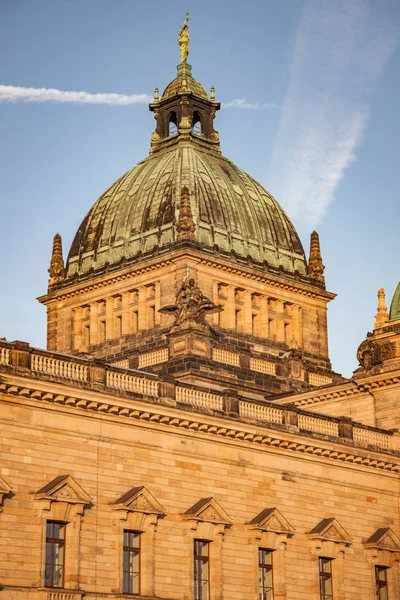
[178,12,190,63]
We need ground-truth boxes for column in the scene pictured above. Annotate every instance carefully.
[121,292,131,336]
[89,303,98,346]
[72,307,82,350]
[225,285,236,329]
[243,291,253,334]
[212,281,220,325]
[105,297,114,340]
[259,296,269,338]
[46,302,58,351]
[154,282,161,326]
[291,305,301,347]
[275,300,285,342]
[138,286,147,331]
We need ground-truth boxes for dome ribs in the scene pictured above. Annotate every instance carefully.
[65,144,308,282]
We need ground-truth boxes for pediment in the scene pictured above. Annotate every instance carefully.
[35,475,91,505]
[308,518,352,544]
[248,508,294,535]
[112,486,165,515]
[184,497,231,525]
[364,528,400,551]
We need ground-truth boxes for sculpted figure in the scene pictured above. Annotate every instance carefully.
[178,12,190,63]
[160,276,221,329]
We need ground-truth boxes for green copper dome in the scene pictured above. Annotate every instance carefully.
[65,55,309,285]
[66,143,307,280]
[389,282,400,321]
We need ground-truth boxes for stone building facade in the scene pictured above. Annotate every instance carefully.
[1,21,400,600]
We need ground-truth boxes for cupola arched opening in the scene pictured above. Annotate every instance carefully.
[169,111,178,135]
[192,111,202,134]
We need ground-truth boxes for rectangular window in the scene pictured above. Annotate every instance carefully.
[45,521,66,588]
[259,548,274,600]
[115,315,122,337]
[194,540,210,600]
[375,566,389,600]
[319,557,333,600]
[123,530,140,594]
[99,320,106,343]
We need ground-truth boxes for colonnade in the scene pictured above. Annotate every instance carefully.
[213,283,303,346]
[72,283,160,349]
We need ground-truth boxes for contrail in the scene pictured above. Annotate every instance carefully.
[0,85,152,105]
[268,0,399,228]
[0,85,277,110]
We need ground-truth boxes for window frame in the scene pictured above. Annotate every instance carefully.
[319,557,333,600]
[45,520,66,589]
[258,547,274,600]
[194,539,210,600]
[122,529,141,595]
[375,565,389,600]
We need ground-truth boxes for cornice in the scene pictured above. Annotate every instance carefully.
[1,377,399,475]
[38,248,334,305]
[278,372,400,409]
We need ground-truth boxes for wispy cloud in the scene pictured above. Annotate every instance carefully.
[0,85,152,105]
[222,98,279,109]
[0,84,278,111]
[268,0,400,228]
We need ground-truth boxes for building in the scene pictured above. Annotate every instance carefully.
[1,18,400,600]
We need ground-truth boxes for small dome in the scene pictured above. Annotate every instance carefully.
[66,144,308,281]
[161,62,208,101]
[162,74,208,101]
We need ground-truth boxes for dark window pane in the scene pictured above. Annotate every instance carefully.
[123,530,141,594]
[45,521,65,588]
[194,540,210,600]
[259,548,274,600]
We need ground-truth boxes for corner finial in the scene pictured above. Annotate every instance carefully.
[308,231,325,286]
[210,86,215,101]
[154,87,159,103]
[374,287,389,329]
[178,12,190,64]
[48,233,65,288]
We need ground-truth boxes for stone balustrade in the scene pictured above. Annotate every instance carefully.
[308,372,333,387]
[106,370,159,396]
[0,346,10,365]
[138,348,169,368]
[32,354,88,382]
[353,427,391,449]
[213,348,240,367]
[298,414,339,436]
[249,357,276,375]
[0,340,396,453]
[240,401,283,424]
[176,386,224,411]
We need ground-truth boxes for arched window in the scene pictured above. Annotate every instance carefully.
[192,111,202,134]
[169,112,178,135]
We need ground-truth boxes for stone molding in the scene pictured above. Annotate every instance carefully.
[1,378,400,474]
[247,507,295,536]
[38,247,335,305]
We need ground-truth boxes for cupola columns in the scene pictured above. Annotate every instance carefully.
[308,231,325,287]
[48,233,65,289]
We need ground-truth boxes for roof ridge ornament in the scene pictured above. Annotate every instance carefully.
[178,12,190,64]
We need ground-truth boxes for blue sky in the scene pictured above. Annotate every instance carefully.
[0,0,399,377]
